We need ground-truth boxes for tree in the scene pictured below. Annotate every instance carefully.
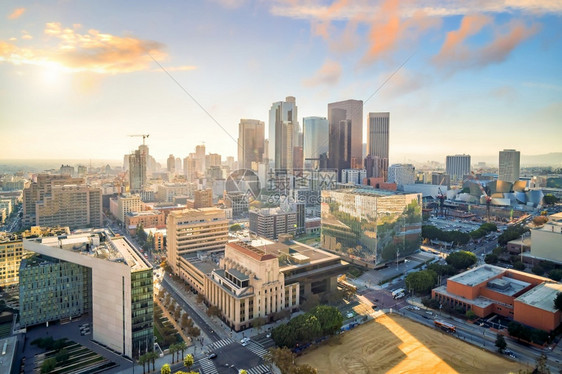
[161,363,171,374]
[484,254,498,264]
[169,344,178,363]
[181,314,189,330]
[535,353,550,374]
[165,294,171,306]
[174,307,181,321]
[183,353,194,371]
[138,354,148,374]
[55,348,70,363]
[311,305,343,336]
[264,347,295,374]
[446,251,477,270]
[300,294,320,312]
[229,223,242,232]
[253,316,266,333]
[495,334,507,353]
[513,261,525,271]
[290,365,318,374]
[548,269,562,281]
[533,216,548,226]
[196,293,205,303]
[148,351,159,372]
[532,264,545,275]
[543,194,559,205]
[465,310,477,320]
[177,341,187,361]
[405,270,438,294]
[239,370,248,374]
[41,358,57,374]
[187,326,200,338]
[554,292,562,312]
[206,305,221,317]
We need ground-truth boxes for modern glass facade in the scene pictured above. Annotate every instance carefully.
[131,269,154,357]
[321,188,422,265]
[19,255,91,327]
[303,116,329,169]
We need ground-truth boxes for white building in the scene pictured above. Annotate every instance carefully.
[530,212,562,264]
[109,194,142,223]
[341,169,367,185]
[499,149,520,183]
[388,164,416,187]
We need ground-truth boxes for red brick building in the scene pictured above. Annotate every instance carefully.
[432,265,562,331]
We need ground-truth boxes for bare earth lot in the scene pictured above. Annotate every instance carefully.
[297,314,528,374]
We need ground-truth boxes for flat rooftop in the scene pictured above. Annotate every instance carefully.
[486,276,530,297]
[249,238,342,265]
[448,265,504,287]
[27,229,151,271]
[328,187,415,197]
[515,282,562,312]
[434,286,495,309]
[0,336,17,374]
[180,252,220,274]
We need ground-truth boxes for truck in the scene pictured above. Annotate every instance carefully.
[392,288,406,298]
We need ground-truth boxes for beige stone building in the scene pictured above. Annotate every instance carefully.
[204,241,299,331]
[109,194,142,223]
[166,208,229,274]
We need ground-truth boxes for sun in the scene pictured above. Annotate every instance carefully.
[40,65,64,86]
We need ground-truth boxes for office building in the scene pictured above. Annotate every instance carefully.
[431,172,450,187]
[249,208,297,240]
[175,157,182,174]
[156,183,194,203]
[60,164,75,176]
[303,117,329,169]
[23,174,84,227]
[0,232,25,287]
[432,265,561,332]
[22,230,153,357]
[124,210,165,235]
[195,144,206,173]
[167,208,229,274]
[205,241,299,331]
[364,154,389,180]
[183,156,197,182]
[328,100,363,174]
[109,194,142,223]
[341,169,366,185]
[446,154,471,183]
[366,112,389,179]
[268,97,299,170]
[238,119,265,170]
[224,192,249,219]
[387,164,416,187]
[34,184,102,229]
[206,153,222,169]
[129,146,148,192]
[194,188,213,208]
[321,188,421,265]
[167,154,176,174]
[499,149,521,183]
[529,212,562,264]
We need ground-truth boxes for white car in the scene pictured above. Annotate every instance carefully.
[240,337,250,344]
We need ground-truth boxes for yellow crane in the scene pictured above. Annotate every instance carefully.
[128,134,150,145]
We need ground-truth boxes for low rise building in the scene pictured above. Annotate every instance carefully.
[125,210,165,235]
[22,230,153,358]
[432,265,561,331]
[529,212,562,264]
[109,194,142,223]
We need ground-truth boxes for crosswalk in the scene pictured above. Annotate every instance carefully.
[207,337,235,351]
[246,364,270,374]
[198,357,218,374]
[246,341,268,358]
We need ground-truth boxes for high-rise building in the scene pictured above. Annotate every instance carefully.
[175,157,182,174]
[446,154,471,183]
[321,188,421,265]
[167,208,229,274]
[60,164,75,176]
[206,153,222,169]
[499,149,521,183]
[35,184,102,229]
[193,188,213,208]
[364,154,389,180]
[167,154,176,174]
[0,233,24,287]
[195,144,206,173]
[249,208,297,240]
[238,119,265,170]
[303,116,329,169]
[183,156,197,181]
[268,97,299,170]
[22,230,153,358]
[109,194,142,223]
[328,99,363,175]
[129,146,148,192]
[366,112,389,179]
[387,164,416,187]
[341,169,367,185]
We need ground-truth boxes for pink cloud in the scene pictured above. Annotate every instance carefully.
[303,59,342,86]
[8,8,25,20]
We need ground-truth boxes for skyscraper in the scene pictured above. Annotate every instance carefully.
[195,144,206,173]
[129,146,148,192]
[499,149,520,183]
[303,116,329,169]
[328,99,363,175]
[446,154,471,183]
[268,96,299,170]
[366,112,390,180]
[238,119,265,170]
[167,154,176,174]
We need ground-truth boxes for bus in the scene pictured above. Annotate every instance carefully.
[434,320,456,333]
[392,288,406,298]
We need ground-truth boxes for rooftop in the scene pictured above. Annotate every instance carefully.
[26,229,151,272]
[486,276,530,297]
[515,282,562,313]
[434,286,495,309]
[0,336,17,374]
[448,265,504,287]
[227,241,277,262]
[180,252,220,274]
[328,187,415,197]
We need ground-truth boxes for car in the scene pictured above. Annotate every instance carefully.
[413,306,420,311]
[346,312,354,318]
[240,337,250,343]
[242,341,249,347]
[208,353,217,359]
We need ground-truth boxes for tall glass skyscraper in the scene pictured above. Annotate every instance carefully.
[268,97,299,170]
[327,99,363,174]
[303,116,329,169]
[499,149,520,183]
[238,119,265,170]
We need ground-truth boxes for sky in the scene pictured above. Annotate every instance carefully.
[0,0,561,166]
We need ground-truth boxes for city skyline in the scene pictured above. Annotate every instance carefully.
[1,1,561,163]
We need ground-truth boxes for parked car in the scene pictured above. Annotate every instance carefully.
[208,353,217,359]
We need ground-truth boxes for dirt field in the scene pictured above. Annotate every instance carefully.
[296,314,528,374]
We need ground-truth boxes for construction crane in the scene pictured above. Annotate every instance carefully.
[128,134,150,145]
[478,184,492,222]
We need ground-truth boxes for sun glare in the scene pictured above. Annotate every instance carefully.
[40,65,64,86]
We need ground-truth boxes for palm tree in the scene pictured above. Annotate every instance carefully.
[177,341,187,361]
[183,353,194,372]
[148,351,159,372]
[169,344,177,364]
[138,354,148,374]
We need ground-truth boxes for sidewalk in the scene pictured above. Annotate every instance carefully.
[154,297,193,347]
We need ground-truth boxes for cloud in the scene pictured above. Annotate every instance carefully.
[303,59,342,86]
[434,18,539,71]
[8,8,25,20]
[210,0,247,8]
[151,65,197,72]
[0,22,193,74]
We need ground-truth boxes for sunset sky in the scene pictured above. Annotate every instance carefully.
[1,0,561,165]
